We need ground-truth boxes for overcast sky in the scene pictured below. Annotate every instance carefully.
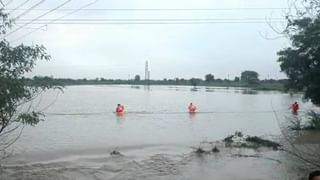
[4,0,292,80]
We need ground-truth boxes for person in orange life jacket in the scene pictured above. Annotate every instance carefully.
[291,101,299,114]
[188,102,197,113]
[116,104,125,113]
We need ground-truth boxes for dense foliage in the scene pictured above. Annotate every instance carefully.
[204,73,214,82]
[0,9,54,152]
[278,1,320,105]
[240,70,259,84]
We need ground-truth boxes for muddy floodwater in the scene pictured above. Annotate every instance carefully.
[0,85,315,180]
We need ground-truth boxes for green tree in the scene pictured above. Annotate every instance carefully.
[134,74,140,81]
[205,73,214,82]
[277,4,320,105]
[190,78,201,87]
[234,77,240,82]
[241,70,259,84]
[0,10,56,154]
[275,0,320,170]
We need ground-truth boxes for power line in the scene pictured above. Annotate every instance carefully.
[8,0,30,14]
[14,0,46,20]
[3,0,72,39]
[5,0,14,6]
[3,7,291,11]
[11,0,99,42]
[16,18,285,22]
[11,21,285,25]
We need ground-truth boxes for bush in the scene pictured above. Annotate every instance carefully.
[306,111,320,130]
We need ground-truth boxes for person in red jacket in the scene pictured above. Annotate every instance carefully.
[116,104,125,113]
[188,102,197,113]
[291,101,299,114]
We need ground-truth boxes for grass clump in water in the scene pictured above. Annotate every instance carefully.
[222,131,281,150]
[212,146,220,153]
[223,131,243,143]
[110,147,123,156]
[245,136,281,150]
[288,111,320,130]
[195,147,207,154]
[193,142,220,155]
[305,111,320,130]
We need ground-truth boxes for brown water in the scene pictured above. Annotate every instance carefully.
[0,85,315,179]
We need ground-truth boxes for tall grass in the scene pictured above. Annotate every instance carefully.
[306,111,320,130]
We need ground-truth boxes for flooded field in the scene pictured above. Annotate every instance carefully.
[0,85,314,179]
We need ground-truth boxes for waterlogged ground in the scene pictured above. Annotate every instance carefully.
[0,85,315,179]
[1,149,298,180]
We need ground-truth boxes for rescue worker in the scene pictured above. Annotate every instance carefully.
[188,102,197,113]
[291,101,299,114]
[116,104,125,113]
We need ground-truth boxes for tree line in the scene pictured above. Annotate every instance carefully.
[28,70,286,89]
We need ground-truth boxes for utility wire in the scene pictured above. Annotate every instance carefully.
[14,0,46,20]
[16,18,285,21]
[3,0,71,39]
[3,7,291,11]
[5,0,14,6]
[12,21,286,25]
[11,0,98,42]
[8,0,30,14]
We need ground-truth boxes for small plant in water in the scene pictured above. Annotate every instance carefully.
[245,136,281,150]
[223,131,245,145]
[194,142,207,155]
[212,146,220,153]
[195,147,206,154]
[222,131,281,150]
[110,147,122,156]
[235,131,243,137]
[288,116,303,130]
[306,111,320,130]
[223,135,234,143]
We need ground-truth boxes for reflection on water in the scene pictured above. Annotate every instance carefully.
[241,89,258,95]
[190,87,200,91]
[2,85,316,179]
[188,113,196,120]
[116,114,126,124]
[130,85,141,89]
[205,87,215,92]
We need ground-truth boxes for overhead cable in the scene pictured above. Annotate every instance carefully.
[8,0,30,14]
[14,0,46,20]
[4,7,291,11]
[3,0,71,39]
[5,0,14,6]
[11,0,99,42]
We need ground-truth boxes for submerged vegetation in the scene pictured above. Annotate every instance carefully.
[306,111,320,130]
[245,136,281,150]
[222,131,281,150]
[110,147,123,156]
[194,131,281,155]
[288,111,320,130]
